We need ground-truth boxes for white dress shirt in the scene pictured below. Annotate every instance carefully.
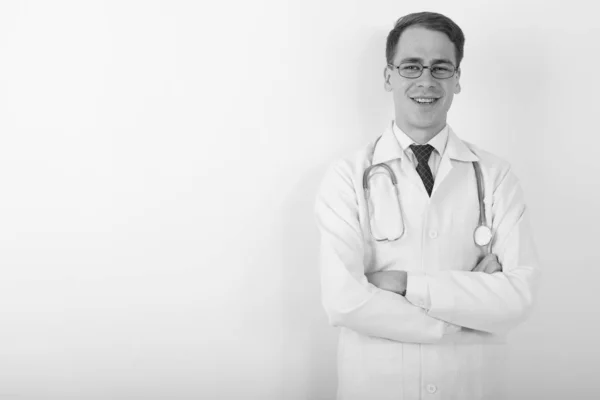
[392,121,449,180]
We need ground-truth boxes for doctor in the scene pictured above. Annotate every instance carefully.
[314,11,540,400]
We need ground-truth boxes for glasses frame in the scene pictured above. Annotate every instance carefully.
[388,62,458,79]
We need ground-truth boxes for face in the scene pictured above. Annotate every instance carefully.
[384,26,461,136]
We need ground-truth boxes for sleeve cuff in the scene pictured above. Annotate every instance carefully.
[406,272,431,310]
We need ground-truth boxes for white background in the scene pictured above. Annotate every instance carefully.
[0,1,597,399]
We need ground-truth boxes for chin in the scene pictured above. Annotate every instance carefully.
[409,117,445,130]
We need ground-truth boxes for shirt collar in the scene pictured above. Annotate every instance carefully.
[392,121,449,157]
[372,120,479,164]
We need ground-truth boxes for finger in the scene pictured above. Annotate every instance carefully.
[365,272,376,284]
[472,254,496,272]
[485,255,501,273]
[489,260,503,274]
[484,261,503,274]
[472,263,484,272]
[472,260,487,272]
[480,261,495,274]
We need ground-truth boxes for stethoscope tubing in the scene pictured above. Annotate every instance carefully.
[363,136,492,253]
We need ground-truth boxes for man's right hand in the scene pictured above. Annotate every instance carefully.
[472,253,502,274]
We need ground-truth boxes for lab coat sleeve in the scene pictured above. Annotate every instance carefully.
[315,160,455,344]
[406,167,541,334]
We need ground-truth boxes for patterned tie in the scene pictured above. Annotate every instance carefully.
[409,144,435,196]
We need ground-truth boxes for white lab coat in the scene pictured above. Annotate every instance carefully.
[314,124,540,400]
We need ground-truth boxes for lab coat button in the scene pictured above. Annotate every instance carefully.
[427,384,437,393]
[429,230,438,239]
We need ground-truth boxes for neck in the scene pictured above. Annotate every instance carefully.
[395,120,446,144]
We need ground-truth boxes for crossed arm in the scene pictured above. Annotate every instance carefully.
[315,161,540,343]
[316,162,454,344]
[366,253,509,333]
[366,254,502,296]
[395,168,539,334]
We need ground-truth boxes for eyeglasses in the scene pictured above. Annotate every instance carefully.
[388,62,457,79]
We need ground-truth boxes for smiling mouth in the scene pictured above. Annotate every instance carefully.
[411,97,440,105]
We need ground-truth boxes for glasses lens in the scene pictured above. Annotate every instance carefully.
[397,63,456,79]
[430,63,455,79]
[398,63,423,78]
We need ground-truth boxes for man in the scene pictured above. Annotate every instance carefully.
[314,12,540,400]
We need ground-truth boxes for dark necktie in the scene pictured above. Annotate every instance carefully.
[409,144,435,196]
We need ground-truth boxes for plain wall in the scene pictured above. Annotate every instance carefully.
[0,1,598,399]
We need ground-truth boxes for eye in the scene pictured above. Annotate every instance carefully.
[432,65,452,72]
[400,63,421,71]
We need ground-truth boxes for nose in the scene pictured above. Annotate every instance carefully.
[416,67,437,88]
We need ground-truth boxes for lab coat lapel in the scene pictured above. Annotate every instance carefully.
[372,123,432,195]
[371,123,403,165]
[432,152,453,197]
[372,123,479,198]
[400,154,432,196]
[432,127,479,199]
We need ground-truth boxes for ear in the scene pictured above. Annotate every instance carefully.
[383,66,393,92]
[454,68,462,94]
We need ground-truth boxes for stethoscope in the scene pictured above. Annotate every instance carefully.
[363,136,493,254]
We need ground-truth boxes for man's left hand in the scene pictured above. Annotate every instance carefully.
[366,270,407,296]
[472,253,503,274]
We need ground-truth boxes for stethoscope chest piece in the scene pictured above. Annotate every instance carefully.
[473,225,492,247]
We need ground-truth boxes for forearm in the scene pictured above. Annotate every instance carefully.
[323,274,449,344]
[406,167,541,334]
[320,246,453,343]
[406,216,540,334]
[407,267,537,333]
[316,162,452,344]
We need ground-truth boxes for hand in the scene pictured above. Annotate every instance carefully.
[472,253,502,274]
[366,270,407,296]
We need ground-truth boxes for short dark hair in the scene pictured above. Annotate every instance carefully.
[386,12,465,68]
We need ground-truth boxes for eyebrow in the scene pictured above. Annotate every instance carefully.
[400,57,455,65]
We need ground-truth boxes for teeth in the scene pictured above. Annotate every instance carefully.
[413,98,437,103]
